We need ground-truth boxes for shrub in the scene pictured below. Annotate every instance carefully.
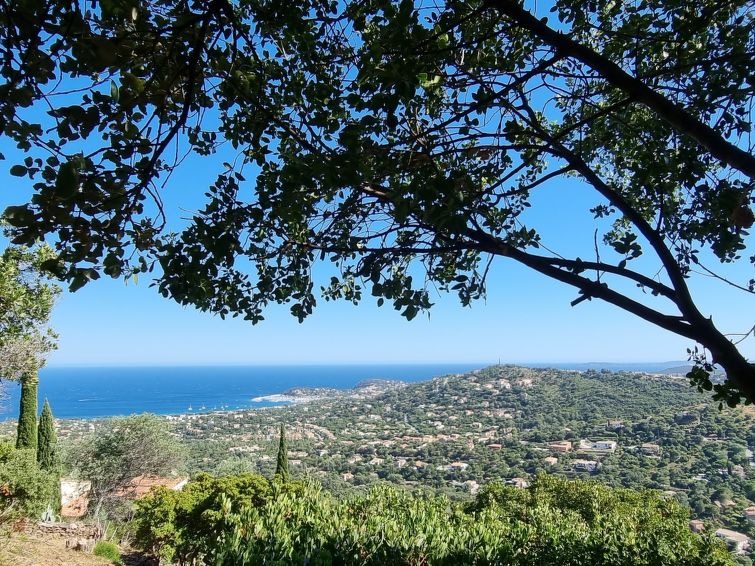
[134,472,272,564]
[0,441,57,522]
[135,472,736,566]
[210,476,735,566]
[92,540,122,564]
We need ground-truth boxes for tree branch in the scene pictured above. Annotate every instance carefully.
[487,0,755,179]
[464,227,698,340]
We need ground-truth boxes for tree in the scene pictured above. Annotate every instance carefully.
[0,244,59,448]
[15,376,37,451]
[36,399,56,470]
[2,0,754,403]
[275,424,289,481]
[36,398,61,516]
[66,413,186,517]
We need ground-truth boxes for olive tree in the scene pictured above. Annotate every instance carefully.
[66,413,186,517]
[0,243,58,448]
[1,0,754,403]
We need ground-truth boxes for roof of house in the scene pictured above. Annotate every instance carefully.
[113,475,189,500]
[715,528,750,543]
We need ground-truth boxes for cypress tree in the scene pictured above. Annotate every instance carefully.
[275,424,289,481]
[16,372,38,450]
[37,399,56,470]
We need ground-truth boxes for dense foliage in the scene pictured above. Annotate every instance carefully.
[135,473,734,565]
[36,399,60,515]
[1,0,754,401]
[92,540,123,564]
[0,244,58,378]
[134,472,273,564]
[0,441,57,522]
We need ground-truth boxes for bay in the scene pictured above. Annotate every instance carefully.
[0,363,480,420]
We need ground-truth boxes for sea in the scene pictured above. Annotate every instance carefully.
[0,363,483,420]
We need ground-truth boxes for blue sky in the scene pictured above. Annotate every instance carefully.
[3,140,752,367]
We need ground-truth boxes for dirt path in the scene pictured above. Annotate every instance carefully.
[0,532,148,566]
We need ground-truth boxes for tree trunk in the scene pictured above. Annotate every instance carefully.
[702,327,755,404]
[16,371,38,450]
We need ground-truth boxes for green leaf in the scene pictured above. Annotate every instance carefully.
[39,258,64,277]
[55,162,79,199]
[10,165,27,177]
[69,275,87,292]
[110,80,119,101]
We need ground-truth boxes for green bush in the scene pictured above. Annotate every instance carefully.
[134,472,273,564]
[92,540,122,564]
[134,472,735,566]
[0,441,57,522]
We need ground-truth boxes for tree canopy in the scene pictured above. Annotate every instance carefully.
[0,243,58,382]
[1,0,754,401]
[135,473,734,565]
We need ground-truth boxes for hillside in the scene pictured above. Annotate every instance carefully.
[112,365,755,538]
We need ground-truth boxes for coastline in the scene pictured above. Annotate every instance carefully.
[251,394,322,404]
[0,363,479,421]
[0,378,412,425]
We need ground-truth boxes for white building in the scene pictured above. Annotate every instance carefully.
[573,459,600,473]
[715,528,751,554]
[580,440,617,452]
[60,478,92,518]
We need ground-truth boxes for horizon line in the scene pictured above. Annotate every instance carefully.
[40,360,689,369]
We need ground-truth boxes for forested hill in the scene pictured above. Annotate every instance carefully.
[391,366,699,426]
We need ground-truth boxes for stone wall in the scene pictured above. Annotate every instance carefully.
[32,521,101,540]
